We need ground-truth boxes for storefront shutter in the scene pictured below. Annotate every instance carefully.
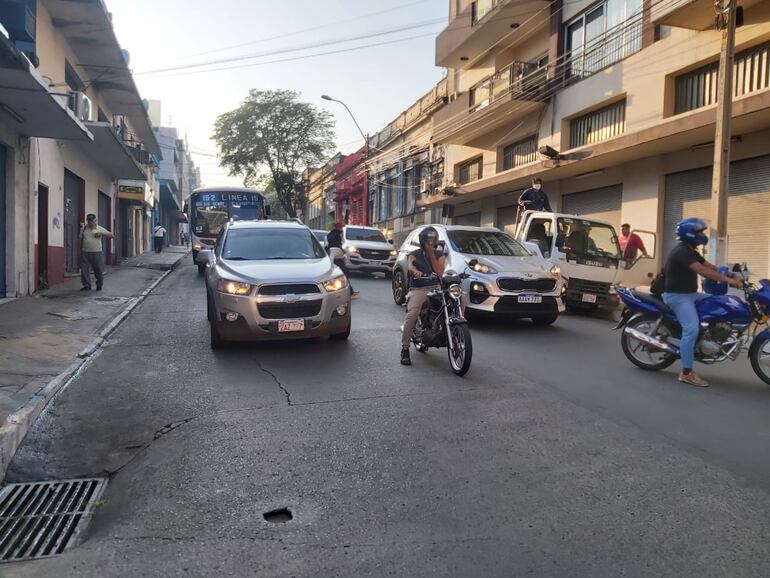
[663,155,770,278]
[561,184,622,229]
[453,212,481,227]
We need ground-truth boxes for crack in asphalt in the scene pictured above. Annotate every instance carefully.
[257,361,292,406]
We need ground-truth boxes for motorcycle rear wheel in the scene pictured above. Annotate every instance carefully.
[749,337,770,386]
[620,315,677,371]
[448,323,472,376]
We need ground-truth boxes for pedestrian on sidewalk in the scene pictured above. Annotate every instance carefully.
[79,214,113,292]
[153,223,167,253]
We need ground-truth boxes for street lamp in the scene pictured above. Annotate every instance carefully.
[321,94,370,225]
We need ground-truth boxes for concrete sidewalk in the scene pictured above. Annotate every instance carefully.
[0,246,189,480]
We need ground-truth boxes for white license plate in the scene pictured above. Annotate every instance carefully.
[582,293,598,303]
[278,319,305,332]
[518,295,542,304]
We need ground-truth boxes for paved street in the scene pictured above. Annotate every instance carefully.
[6,264,770,577]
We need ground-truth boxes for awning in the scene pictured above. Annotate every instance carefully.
[0,34,91,140]
[160,181,181,211]
[75,122,146,181]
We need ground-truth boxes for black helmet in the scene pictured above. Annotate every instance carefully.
[418,227,439,247]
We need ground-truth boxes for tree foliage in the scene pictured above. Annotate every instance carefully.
[212,90,335,218]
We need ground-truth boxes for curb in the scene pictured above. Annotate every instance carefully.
[0,256,184,481]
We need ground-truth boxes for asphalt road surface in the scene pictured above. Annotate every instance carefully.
[6,264,770,577]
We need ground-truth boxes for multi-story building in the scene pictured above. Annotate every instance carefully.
[334,145,368,225]
[369,79,449,245]
[155,126,183,246]
[0,0,159,295]
[427,0,770,277]
[303,153,343,230]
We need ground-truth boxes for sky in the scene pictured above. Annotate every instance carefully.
[105,0,448,187]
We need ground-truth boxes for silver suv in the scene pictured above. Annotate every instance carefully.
[200,221,352,348]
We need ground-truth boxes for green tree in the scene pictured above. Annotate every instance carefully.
[212,90,335,218]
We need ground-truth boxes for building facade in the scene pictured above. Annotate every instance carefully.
[303,153,343,230]
[425,0,770,277]
[0,0,159,295]
[369,79,450,246]
[334,145,368,225]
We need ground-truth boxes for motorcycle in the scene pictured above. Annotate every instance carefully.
[614,265,770,384]
[411,268,473,376]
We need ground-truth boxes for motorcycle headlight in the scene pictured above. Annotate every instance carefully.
[323,275,348,292]
[549,265,561,277]
[448,284,464,299]
[471,261,497,274]
[217,279,253,295]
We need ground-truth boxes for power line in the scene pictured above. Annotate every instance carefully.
[134,19,445,77]
[178,0,434,60]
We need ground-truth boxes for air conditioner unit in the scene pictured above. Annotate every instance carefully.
[419,178,428,193]
[68,91,92,122]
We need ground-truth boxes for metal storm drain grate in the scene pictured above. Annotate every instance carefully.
[0,478,107,563]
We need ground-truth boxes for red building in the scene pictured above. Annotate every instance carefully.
[334,145,368,225]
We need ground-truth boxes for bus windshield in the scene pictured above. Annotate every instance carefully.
[190,191,265,237]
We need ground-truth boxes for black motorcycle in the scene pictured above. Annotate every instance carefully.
[412,271,473,376]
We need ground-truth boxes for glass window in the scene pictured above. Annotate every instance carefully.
[448,230,530,256]
[557,218,620,262]
[346,227,387,243]
[194,202,229,236]
[222,228,326,261]
[525,218,554,256]
[458,157,483,185]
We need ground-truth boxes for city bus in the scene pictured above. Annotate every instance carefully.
[183,186,269,273]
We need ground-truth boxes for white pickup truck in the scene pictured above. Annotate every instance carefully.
[513,211,656,311]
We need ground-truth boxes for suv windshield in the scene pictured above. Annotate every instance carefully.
[448,230,530,256]
[346,227,387,243]
[557,218,620,262]
[222,228,326,260]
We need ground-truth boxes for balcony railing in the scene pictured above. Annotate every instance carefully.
[567,13,643,78]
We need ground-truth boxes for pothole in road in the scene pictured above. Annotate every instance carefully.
[263,508,293,523]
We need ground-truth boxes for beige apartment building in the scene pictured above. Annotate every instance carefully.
[426,0,770,277]
[304,153,343,231]
[0,0,158,296]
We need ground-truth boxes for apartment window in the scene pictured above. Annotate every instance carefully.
[566,0,642,78]
[458,157,483,185]
[675,41,770,114]
[502,136,538,171]
[471,0,498,24]
[570,100,626,148]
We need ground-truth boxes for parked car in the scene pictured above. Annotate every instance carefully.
[340,225,397,277]
[312,229,328,249]
[391,225,565,325]
[198,221,352,348]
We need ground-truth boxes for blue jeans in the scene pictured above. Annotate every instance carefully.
[662,292,706,371]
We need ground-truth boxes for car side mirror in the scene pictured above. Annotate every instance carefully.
[388,239,394,245]
[468,258,479,268]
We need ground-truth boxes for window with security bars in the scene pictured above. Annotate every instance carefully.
[502,136,538,170]
[675,42,770,114]
[570,100,626,148]
[458,157,483,185]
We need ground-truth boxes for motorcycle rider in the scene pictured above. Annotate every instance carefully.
[401,227,446,366]
[663,218,743,387]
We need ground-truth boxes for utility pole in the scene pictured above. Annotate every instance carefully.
[709,0,737,265]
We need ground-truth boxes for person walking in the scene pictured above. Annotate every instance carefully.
[618,223,649,261]
[400,227,446,366]
[327,221,358,297]
[79,213,113,292]
[662,218,742,387]
[153,223,167,253]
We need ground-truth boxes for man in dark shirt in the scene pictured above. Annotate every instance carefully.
[327,221,357,296]
[518,178,552,214]
[662,218,742,387]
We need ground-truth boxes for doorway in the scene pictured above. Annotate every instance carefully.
[63,170,85,273]
[37,184,49,290]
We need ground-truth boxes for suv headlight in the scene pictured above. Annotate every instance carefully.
[389,249,397,257]
[471,261,497,274]
[217,279,253,295]
[323,275,348,292]
[550,265,561,277]
[345,245,359,254]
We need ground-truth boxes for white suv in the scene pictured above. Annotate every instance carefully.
[340,226,397,277]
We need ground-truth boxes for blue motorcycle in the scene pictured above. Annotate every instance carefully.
[614,266,770,385]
